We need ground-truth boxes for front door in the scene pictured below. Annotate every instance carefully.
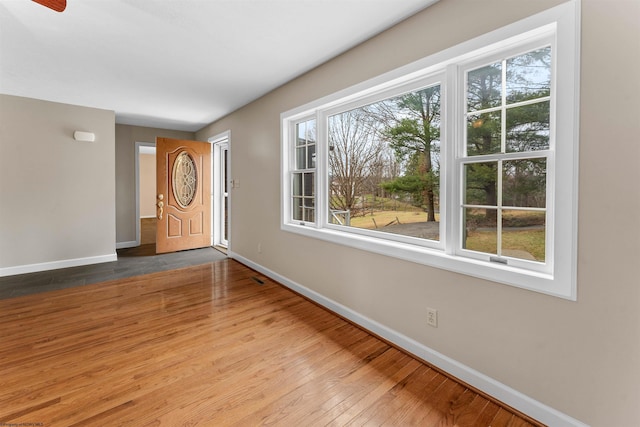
[156,137,211,254]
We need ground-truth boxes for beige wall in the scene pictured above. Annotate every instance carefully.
[196,0,640,425]
[139,153,156,218]
[0,95,116,268]
[115,124,194,245]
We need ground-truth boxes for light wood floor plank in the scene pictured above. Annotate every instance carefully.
[0,259,543,426]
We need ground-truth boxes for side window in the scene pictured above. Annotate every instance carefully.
[461,46,551,265]
[292,119,316,223]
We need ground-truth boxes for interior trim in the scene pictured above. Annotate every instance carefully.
[116,241,138,249]
[0,253,117,278]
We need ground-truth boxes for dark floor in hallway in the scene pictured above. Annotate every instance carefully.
[0,244,227,300]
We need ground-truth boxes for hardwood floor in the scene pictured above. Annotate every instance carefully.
[0,260,542,426]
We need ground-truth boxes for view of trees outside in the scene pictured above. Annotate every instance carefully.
[324,46,550,262]
[328,83,441,241]
[463,47,550,261]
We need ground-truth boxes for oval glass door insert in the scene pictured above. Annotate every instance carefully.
[172,151,197,208]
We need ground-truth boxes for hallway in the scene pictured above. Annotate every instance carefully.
[0,245,227,300]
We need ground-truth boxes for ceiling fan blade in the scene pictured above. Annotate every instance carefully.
[32,0,67,12]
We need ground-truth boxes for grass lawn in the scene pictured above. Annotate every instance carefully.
[342,205,545,262]
[465,229,546,261]
[349,210,439,229]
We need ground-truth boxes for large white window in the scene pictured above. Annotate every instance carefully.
[281,1,579,299]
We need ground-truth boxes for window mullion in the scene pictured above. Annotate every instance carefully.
[498,62,507,258]
[497,159,503,257]
[501,58,507,154]
[445,63,460,256]
[315,111,327,229]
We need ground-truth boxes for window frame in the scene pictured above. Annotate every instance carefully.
[321,73,446,251]
[290,118,317,225]
[453,38,555,275]
[281,1,579,300]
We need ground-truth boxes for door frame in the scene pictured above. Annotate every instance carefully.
[134,133,230,251]
[209,131,231,252]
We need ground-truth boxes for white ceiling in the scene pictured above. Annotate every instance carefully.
[0,0,437,132]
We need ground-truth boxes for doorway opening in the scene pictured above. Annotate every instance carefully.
[134,134,230,254]
[211,132,230,253]
[135,142,157,249]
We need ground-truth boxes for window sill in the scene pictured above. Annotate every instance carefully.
[282,222,574,300]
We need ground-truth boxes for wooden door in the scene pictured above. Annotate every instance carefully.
[156,137,211,254]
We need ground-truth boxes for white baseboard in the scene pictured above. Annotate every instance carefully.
[0,253,118,277]
[230,252,588,427]
[116,240,138,249]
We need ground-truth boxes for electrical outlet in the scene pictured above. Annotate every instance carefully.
[426,307,438,327]
[257,242,262,253]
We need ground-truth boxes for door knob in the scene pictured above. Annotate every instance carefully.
[157,194,164,220]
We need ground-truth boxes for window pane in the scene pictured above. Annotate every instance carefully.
[506,47,551,104]
[223,197,228,241]
[304,197,315,208]
[303,172,314,197]
[304,207,315,222]
[506,101,550,152]
[296,119,316,144]
[463,207,497,254]
[503,159,546,208]
[502,210,546,262]
[292,197,303,221]
[292,173,302,197]
[296,121,306,146]
[306,120,317,144]
[464,162,498,206]
[327,84,441,242]
[295,119,316,169]
[296,146,307,169]
[467,61,502,112]
[467,111,501,155]
[308,144,316,169]
[223,150,228,193]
